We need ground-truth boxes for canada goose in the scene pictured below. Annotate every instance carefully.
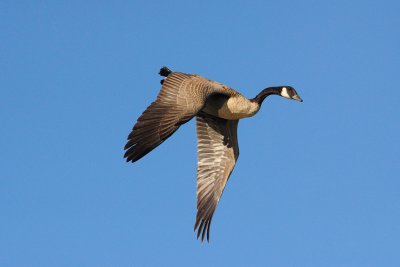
[124,67,302,242]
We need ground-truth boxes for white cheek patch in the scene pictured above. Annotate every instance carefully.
[281,87,290,98]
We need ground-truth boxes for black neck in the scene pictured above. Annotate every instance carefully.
[252,87,282,105]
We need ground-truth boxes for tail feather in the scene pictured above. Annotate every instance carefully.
[159,66,172,77]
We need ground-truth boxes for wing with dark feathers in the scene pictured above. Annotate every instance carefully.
[194,114,239,242]
[124,72,232,163]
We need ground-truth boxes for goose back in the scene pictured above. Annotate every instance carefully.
[124,72,235,162]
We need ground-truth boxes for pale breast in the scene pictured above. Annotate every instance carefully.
[202,95,260,120]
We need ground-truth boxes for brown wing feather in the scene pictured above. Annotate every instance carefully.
[124,72,234,162]
[194,114,239,242]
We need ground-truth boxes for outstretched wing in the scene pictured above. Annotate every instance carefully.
[124,72,232,162]
[194,114,239,242]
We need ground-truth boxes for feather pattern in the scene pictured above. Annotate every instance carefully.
[124,67,301,242]
[194,114,239,242]
[124,72,234,162]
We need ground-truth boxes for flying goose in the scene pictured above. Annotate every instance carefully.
[124,67,302,242]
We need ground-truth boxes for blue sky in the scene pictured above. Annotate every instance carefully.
[1,0,399,266]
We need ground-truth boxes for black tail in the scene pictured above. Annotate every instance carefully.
[159,66,172,77]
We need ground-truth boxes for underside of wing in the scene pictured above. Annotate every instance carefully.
[194,114,239,242]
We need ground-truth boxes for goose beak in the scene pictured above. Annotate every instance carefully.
[292,95,303,102]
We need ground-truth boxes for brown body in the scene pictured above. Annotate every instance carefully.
[124,68,302,242]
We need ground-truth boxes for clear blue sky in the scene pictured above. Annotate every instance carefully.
[1,1,399,266]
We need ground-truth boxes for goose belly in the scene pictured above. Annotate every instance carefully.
[202,96,260,120]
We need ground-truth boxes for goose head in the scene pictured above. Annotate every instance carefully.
[279,86,303,102]
[253,86,303,105]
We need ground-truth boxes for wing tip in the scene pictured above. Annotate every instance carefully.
[123,145,139,163]
[194,218,211,243]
